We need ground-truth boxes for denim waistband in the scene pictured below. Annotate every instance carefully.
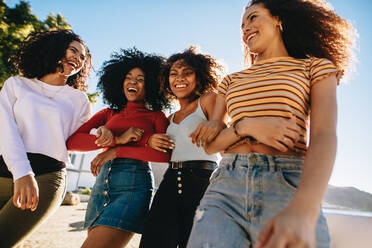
[221,153,304,171]
[111,157,149,166]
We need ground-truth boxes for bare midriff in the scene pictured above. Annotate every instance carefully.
[224,142,302,157]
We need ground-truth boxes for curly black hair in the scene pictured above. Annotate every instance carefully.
[12,29,92,90]
[161,46,225,101]
[244,0,357,76]
[97,48,170,112]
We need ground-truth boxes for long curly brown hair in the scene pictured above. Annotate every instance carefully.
[161,46,225,101]
[12,29,92,91]
[244,0,357,77]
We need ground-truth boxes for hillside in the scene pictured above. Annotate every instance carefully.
[323,185,372,212]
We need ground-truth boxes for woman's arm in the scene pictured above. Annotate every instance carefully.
[0,78,38,211]
[66,109,111,151]
[189,93,227,147]
[255,75,338,248]
[115,112,171,162]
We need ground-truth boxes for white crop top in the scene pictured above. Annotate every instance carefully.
[167,99,219,162]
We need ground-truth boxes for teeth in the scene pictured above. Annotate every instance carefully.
[248,32,257,41]
[175,84,187,88]
[128,87,137,92]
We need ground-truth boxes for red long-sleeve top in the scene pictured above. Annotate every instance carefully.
[67,102,170,163]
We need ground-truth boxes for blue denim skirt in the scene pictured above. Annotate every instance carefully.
[84,158,154,234]
[187,153,330,248]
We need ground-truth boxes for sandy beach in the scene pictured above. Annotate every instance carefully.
[21,202,141,248]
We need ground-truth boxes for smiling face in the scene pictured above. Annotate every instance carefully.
[241,3,282,56]
[60,40,86,76]
[169,59,197,100]
[123,67,145,103]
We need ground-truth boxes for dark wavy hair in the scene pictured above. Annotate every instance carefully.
[161,46,225,101]
[12,29,92,91]
[97,48,170,112]
[244,0,357,76]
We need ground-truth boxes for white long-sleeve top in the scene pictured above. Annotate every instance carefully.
[0,76,91,181]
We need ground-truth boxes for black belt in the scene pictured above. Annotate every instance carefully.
[169,160,217,170]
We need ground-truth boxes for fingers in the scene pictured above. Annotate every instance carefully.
[190,125,202,145]
[95,127,114,147]
[31,188,39,211]
[264,233,287,248]
[13,191,21,208]
[255,219,275,248]
[90,158,100,176]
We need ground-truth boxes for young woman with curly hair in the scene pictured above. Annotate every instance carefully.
[0,29,92,247]
[139,47,226,248]
[67,48,171,248]
[187,1,356,248]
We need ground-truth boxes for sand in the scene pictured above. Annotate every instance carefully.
[20,202,141,248]
[19,202,372,248]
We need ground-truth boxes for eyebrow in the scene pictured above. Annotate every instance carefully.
[241,10,258,28]
[127,72,145,77]
[69,45,86,57]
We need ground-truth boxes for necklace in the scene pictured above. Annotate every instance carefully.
[39,82,65,100]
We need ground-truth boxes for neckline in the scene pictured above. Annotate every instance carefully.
[121,102,148,112]
[32,78,68,90]
[171,99,201,125]
[253,56,295,66]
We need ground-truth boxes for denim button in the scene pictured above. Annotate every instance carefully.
[178,183,182,188]
[103,203,108,207]
[108,167,111,172]
[250,157,257,163]
[177,177,181,181]
[105,179,108,183]
[103,191,108,195]
[178,190,182,194]
[177,171,181,175]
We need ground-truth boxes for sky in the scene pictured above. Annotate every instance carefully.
[5,0,372,194]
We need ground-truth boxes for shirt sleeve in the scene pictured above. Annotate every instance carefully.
[217,75,231,97]
[309,58,343,86]
[70,94,92,135]
[66,108,110,151]
[116,111,171,162]
[0,77,34,181]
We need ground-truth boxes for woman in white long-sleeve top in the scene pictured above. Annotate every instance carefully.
[0,29,92,248]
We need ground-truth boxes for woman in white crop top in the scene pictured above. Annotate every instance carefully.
[0,30,92,247]
[139,47,226,248]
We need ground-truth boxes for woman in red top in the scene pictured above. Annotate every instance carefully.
[67,48,170,248]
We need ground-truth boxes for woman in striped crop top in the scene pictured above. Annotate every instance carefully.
[187,1,356,248]
[139,47,226,248]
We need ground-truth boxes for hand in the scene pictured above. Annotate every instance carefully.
[189,120,226,147]
[147,134,174,153]
[115,127,144,145]
[90,148,116,176]
[255,208,316,248]
[236,116,301,152]
[13,174,39,211]
[95,126,114,147]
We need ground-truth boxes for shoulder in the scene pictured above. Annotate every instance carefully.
[200,92,217,106]
[64,86,90,105]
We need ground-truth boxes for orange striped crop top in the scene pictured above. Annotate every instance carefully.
[218,56,341,154]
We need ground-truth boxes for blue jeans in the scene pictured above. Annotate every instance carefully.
[187,153,330,248]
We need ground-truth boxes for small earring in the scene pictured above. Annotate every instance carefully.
[278,23,283,32]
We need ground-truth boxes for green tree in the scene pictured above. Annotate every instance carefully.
[0,1,98,103]
[0,0,70,87]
